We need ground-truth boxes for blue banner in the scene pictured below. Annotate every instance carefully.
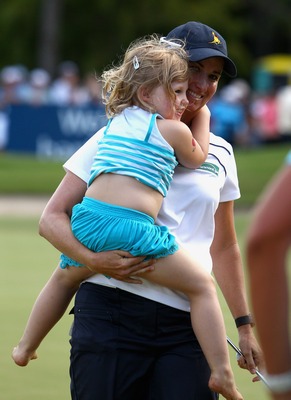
[6,104,108,159]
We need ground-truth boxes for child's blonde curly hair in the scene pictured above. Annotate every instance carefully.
[101,34,189,118]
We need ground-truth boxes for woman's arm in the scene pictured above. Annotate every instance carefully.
[39,171,155,283]
[211,200,263,378]
[247,165,291,377]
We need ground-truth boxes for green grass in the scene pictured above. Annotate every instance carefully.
[0,153,63,194]
[1,217,72,400]
[234,143,290,207]
[1,214,272,400]
[1,142,290,205]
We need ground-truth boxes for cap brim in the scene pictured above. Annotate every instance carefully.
[187,47,237,77]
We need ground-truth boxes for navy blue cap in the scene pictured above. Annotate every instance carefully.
[166,22,237,77]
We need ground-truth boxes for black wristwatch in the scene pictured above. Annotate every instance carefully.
[235,314,255,328]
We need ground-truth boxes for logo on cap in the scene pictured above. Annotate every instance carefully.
[209,32,221,45]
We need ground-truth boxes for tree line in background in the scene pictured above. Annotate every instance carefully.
[1,0,291,82]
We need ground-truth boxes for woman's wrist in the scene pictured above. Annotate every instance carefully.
[86,251,103,273]
[235,314,255,328]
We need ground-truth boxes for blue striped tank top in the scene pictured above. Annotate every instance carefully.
[88,107,178,197]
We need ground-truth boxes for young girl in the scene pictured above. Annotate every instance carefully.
[13,35,243,400]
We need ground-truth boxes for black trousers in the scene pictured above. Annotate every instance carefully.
[69,283,218,400]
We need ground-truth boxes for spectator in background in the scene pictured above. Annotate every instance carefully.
[0,65,29,151]
[250,90,279,144]
[276,85,291,139]
[0,65,28,107]
[246,151,291,400]
[209,79,250,147]
[84,73,103,107]
[25,68,51,106]
[49,61,90,106]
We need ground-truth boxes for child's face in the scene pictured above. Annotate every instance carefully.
[149,80,189,120]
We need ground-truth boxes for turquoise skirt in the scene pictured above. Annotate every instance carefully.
[60,197,178,268]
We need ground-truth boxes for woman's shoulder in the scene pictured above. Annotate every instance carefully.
[209,132,234,155]
[208,132,238,177]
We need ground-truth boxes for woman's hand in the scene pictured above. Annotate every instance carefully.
[237,326,264,382]
[87,250,156,283]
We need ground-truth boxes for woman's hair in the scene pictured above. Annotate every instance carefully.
[101,34,189,117]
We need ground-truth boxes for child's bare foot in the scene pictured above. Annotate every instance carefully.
[209,368,243,400]
[12,344,38,367]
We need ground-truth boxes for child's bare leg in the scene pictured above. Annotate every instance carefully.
[142,249,243,400]
[12,264,92,367]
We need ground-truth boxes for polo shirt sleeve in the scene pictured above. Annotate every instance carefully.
[63,127,105,183]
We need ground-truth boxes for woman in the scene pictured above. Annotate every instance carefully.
[32,22,262,399]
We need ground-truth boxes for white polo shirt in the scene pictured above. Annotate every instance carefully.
[64,130,241,311]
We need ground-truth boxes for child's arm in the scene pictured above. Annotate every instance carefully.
[189,105,210,165]
[159,105,210,169]
[12,265,92,366]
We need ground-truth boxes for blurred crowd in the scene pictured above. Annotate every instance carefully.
[0,62,291,151]
[0,61,103,150]
[0,61,103,108]
[208,78,291,147]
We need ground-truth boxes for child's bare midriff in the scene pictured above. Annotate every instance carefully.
[85,173,163,219]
